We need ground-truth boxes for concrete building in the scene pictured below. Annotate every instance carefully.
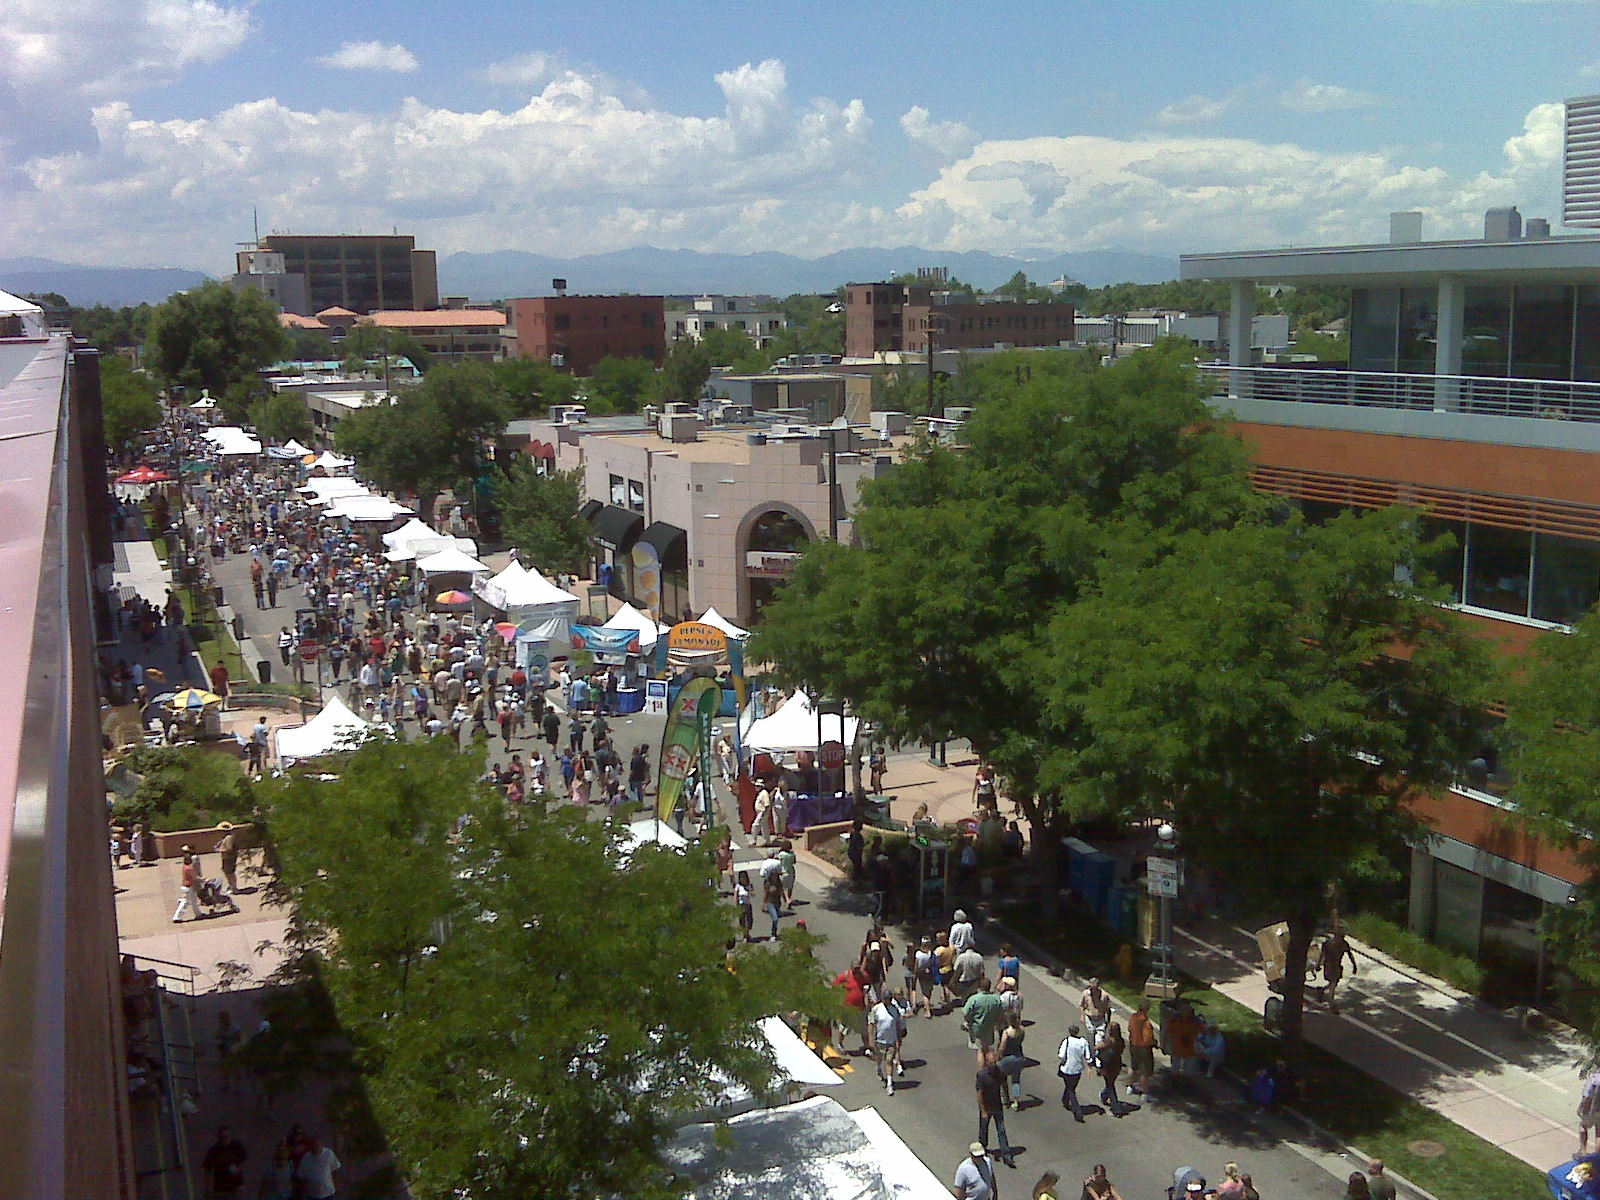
[708,372,873,425]
[665,295,788,347]
[844,281,1074,359]
[505,295,666,375]
[230,248,310,315]
[0,297,135,1196]
[361,309,507,362]
[507,414,905,625]
[1565,93,1600,228]
[256,234,439,315]
[1181,208,1600,997]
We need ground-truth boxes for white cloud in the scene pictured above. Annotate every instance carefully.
[1280,79,1384,113]
[1152,92,1236,125]
[478,51,560,87]
[900,106,977,159]
[315,41,419,73]
[5,62,874,264]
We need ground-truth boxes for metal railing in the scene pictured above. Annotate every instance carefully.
[126,954,201,1200]
[1198,364,1600,424]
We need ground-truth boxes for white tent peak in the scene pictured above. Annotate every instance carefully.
[699,606,750,640]
[280,439,311,456]
[383,517,440,549]
[417,547,490,575]
[274,693,384,760]
[603,603,668,650]
[741,690,859,754]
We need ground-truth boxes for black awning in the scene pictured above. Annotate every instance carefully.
[638,520,688,568]
[578,498,602,522]
[590,504,644,548]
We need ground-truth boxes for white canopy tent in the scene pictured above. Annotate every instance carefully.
[0,289,46,338]
[699,606,751,641]
[326,495,414,523]
[189,396,217,411]
[618,816,690,860]
[274,694,385,761]
[477,560,580,667]
[299,477,369,503]
[417,546,491,575]
[741,690,859,755]
[382,517,439,550]
[281,439,311,456]
[312,450,355,473]
[602,602,668,650]
[201,426,262,456]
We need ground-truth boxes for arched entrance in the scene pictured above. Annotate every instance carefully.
[740,506,814,623]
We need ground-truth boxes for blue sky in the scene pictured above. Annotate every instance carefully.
[3,0,1598,269]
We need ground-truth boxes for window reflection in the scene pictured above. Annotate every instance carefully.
[1532,533,1600,625]
[1465,523,1531,616]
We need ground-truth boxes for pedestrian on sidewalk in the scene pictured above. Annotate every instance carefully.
[963,979,1003,1064]
[1343,1172,1372,1200]
[1057,1024,1090,1122]
[200,1124,248,1199]
[277,628,293,667]
[1215,1163,1248,1199]
[952,1143,998,1200]
[292,1137,341,1200]
[935,932,958,1009]
[975,1052,1016,1168]
[1096,1020,1126,1115]
[1127,1000,1158,1095]
[996,1010,1027,1108]
[1080,977,1112,1040]
[1031,1170,1061,1200]
[217,824,241,894]
[869,990,903,1095]
[1365,1159,1396,1200]
[762,871,785,940]
[734,871,754,942]
[1081,1165,1124,1200]
[172,848,199,923]
[950,908,976,953]
[1322,923,1359,1012]
[266,574,278,607]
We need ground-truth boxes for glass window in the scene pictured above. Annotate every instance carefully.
[1298,499,1346,525]
[609,474,626,507]
[1511,286,1573,381]
[1397,288,1438,374]
[1575,287,1600,383]
[1462,287,1512,377]
[1532,532,1600,625]
[1350,288,1399,372]
[1465,523,1531,616]
[627,479,645,513]
[1418,517,1465,603]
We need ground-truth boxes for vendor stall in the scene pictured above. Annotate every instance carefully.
[274,694,384,762]
[475,560,580,671]
[740,691,860,832]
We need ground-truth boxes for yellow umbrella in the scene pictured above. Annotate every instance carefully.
[170,688,222,710]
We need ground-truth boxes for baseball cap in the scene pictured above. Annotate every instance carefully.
[968,1142,987,1157]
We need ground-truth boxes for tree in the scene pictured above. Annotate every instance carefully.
[339,321,432,375]
[335,361,507,522]
[100,356,163,456]
[284,326,336,363]
[586,355,655,413]
[751,345,1263,913]
[1048,510,1490,1059]
[775,293,844,357]
[697,326,761,369]
[656,339,711,407]
[496,463,594,575]
[72,303,154,352]
[492,356,579,417]
[1505,610,1600,1051]
[251,392,314,446]
[146,281,288,398]
[259,737,841,1198]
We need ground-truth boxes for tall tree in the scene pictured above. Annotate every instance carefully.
[260,737,841,1198]
[340,321,432,374]
[751,345,1262,910]
[145,281,288,398]
[100,356,163,456]
[1048,510,1490,1058]
[250,392,314,446]
[495,462,594,576]
[656,339,712,407]
[492,356,579,416]
[586,355,655,413]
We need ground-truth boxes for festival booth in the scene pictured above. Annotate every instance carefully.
[200,426,263,457]
[310,450,356,476]
[418,546,492,613]
[699,606,751,641]
[475,561,581,676]
[659,620,748,719]
[299,477,369,506]
[740,691,860,833]
[274,694,385,763]
[114,464,175,501]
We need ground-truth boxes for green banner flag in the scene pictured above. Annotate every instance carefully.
[656,677,722,823]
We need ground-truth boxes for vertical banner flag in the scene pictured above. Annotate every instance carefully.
[656,677,722,823]
[631,542,662,619]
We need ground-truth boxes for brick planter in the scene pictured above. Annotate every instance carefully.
[149,822,257,859]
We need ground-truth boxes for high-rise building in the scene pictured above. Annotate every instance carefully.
[1565,94,1600,228]
[255,234,439,315]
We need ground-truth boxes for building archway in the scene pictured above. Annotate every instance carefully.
[738,504,816,624]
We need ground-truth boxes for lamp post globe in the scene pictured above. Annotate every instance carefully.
[1157,821,1176,847]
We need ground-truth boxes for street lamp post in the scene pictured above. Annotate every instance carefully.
[1145,821,1181,999]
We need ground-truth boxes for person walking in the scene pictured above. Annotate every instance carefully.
[292,1137,341,1200]
[200,1124,249,1199]
[1322,924,1359,1013]
[1096,1020,1126,1116]
[249,718,269,778]
[868,989,903,1095]
[217,824,241,895]
[950,908,976,953]
[172,848,200,923]
[777,838,797,908]
[1082,1165,1125,1200]
[734,871,754,942]
[1080,977,1112,1040]
[975,1052,1016,1168]
[762,870,785,941]
[963,979,1004,1065]
[996,1010,1028,1109]
[1057,1024,1090,1122]
[1365,1159,1397,1200]
[1031,1170,1062,1200]
[265,573,278,608]
[277,627,294,667]
[953,1143,999,1200]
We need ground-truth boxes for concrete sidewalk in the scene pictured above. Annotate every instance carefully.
[1172,915,1585,1172]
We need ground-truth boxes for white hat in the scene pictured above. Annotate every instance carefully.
[968,1142,987,1158]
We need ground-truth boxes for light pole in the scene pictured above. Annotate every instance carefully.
[1145,821,1181,999]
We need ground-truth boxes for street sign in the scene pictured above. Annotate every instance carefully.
[299,641,322,662]
[1147,855,1180,897]
[818,740,847,771]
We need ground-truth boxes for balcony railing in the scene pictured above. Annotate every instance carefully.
[1197,364,1600,424]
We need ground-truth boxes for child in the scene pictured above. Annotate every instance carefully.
[735,871,754,942]
[998,945,1022,992]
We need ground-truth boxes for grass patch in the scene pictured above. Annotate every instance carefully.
[1348,912,1485,995]
[179,587,252,685]
[1000,903,1550,1200]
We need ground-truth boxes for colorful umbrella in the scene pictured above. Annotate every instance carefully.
[494,621,520,640]
[169,688,222,709]
[435,590,472,605]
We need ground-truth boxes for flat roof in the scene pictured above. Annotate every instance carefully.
[1181,232,1600,286]
[365,310,506,327]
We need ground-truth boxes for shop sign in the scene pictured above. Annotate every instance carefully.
[667,621,728,655]
[746,550,801,579]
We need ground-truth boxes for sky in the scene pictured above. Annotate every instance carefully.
[2,0,1599,271]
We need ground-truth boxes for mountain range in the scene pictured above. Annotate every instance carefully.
[0,246,1181,310]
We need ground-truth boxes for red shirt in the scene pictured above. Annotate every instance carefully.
[833,969,866,1010]
[209,664,229,693]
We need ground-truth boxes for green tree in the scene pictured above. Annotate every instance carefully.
[656,339,711,407]
[71,303,154,351]
[775,293,844,357]
[100,356,163,455]
[250,392,314,446]
[1292,329,1350,363]
[260,737,841,1199]
[336,362,506,522]
[698,326,760,368]
[751,345,1262,911]
[1049,510,1490,1059]
[496,463,594,575]
[993,271,1061,303]
[284,326,336,363]
[586,355,655,413]
[340,321,432,375]
[146,281,288,398]
[492,356,579,417]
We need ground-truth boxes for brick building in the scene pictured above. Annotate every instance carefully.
[506,296,666,376]
[844,282,1074,359]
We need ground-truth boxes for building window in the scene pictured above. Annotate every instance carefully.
[727,300,737,312]
[1512,285,1572,381]
[1463,287,1511,377]
[1350,288,1400,373]
[1465,523,1531,616]
[1419,517,1466,605]
[553,313,571,331]
[627,479,645,513]
[609,474,626,506]
[1532,532,1600,624]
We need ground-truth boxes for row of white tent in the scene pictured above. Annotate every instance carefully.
[296,475,414,523]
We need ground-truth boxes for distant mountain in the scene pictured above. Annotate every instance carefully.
[0,258,209,307]
[438,246,1179,300]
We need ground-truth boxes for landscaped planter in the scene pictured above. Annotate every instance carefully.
[150,822,256,858]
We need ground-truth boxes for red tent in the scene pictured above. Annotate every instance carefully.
[116,465,174,484]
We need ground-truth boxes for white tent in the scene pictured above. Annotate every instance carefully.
[201,426,262,456]
[281,438,311,456]
[741,691,859,755]
[700,606,751,641]
[602,602,668,650]
[313,450,355,472]
[618,816,690,859]
[383,517,439,550]
[475,560,580,611]
[0,289,46,338]
[299,477,368,501]
[662,1095,947,1200]
[274,694,385,760]
[189,396,217,411]
[326,495,414,523]
[417,546,490,575]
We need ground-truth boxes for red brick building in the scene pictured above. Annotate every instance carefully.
[506,296,666,376]
[844,283,1074,359]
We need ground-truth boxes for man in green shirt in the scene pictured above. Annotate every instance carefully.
[963,979,1003,1064]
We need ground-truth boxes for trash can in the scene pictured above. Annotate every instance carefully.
[257,658,272,685]
[213,585,225,606]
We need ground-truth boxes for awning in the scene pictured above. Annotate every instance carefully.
[590,504,644,549]
[638,520,688,567]
[578,498,602,522]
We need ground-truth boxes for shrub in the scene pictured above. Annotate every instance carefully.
[1348,911,1485,994]
[114,744,256,832]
